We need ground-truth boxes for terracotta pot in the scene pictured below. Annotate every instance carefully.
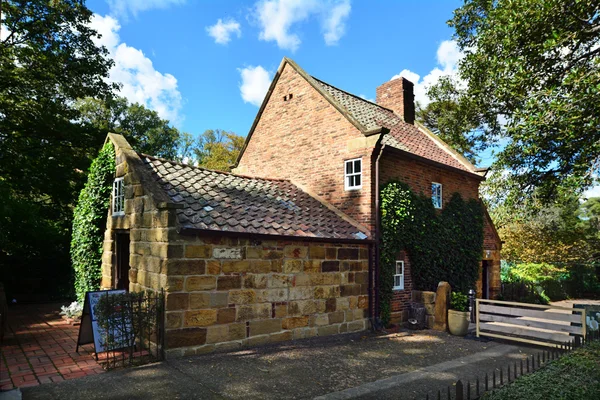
[447,309,470,336]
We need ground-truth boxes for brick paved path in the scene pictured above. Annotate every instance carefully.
[0,303,104,390]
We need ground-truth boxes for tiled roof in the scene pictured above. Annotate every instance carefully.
[141,155,370,240]
[312,77,474,173]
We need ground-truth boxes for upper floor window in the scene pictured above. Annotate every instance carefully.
[113,177,125,216]
[432,182,442,209]
[345,158,362,190]
[394,261,405,290]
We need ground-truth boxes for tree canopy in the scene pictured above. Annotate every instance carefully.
[426,0,600,208]
[180,129,245,172]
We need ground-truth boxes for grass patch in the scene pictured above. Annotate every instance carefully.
[482,342,600,400]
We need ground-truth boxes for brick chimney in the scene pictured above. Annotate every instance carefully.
[376,77,415,124]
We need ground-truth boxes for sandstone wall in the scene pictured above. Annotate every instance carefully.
[161,236,370,358]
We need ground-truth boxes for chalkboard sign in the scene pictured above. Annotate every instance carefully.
[76,290,132,358]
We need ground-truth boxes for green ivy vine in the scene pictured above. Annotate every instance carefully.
[71,142,116,302]
[379,181,484,326]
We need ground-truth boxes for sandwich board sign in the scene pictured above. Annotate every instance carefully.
[76,290,133,358]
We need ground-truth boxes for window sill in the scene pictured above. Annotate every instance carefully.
[345,186,362,191]
[393,287,405,291]
[112,212,125,217]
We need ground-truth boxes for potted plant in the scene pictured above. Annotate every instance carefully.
[60,301,83,325]
[448,292,470,336]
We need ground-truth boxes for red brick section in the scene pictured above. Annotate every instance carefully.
[379,151,502,316]
[375,77,415,124]
[0,303,103,391]
[236,62,377,232]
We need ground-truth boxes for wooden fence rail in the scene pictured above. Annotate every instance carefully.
[476,299,586,348]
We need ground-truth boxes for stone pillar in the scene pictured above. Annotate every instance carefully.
[433,282,451,331]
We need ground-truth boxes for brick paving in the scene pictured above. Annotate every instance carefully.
[0,303,104,391]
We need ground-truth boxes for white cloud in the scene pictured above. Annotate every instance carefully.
[238,65,272,106]
[1,24,10,42]
[90,14,183,124]
[322,0,351,46]
[584,185,600,199]
[206,19,242,45]
[106,0,186,19]
[254,0,351,52]
[390,40,463,107]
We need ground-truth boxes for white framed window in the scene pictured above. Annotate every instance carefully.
[112,177,125,216]
[432,182,442,209]
[344,158,362,190]
[393,261,405,290]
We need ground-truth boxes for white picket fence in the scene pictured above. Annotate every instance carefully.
[476,299,586,347]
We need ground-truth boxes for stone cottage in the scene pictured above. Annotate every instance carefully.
[101,134,372,358]
[100,57,502,357]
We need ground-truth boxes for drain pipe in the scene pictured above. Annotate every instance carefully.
[373,142,386,330]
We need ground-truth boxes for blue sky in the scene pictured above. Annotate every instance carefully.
[86,0,502,165]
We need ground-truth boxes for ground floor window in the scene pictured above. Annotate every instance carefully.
[393,260,405,290]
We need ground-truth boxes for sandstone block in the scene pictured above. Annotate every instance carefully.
[304,260,321,273]
[270,274,292,288]
[245,247,263,259]
[206,325,228,344]
[206,260,221,275]
[340,284,360,297]
[184,310,217,327]
[246,335,270,347]
[270,331,292,343]
[328,311,345,324]
[250,260,272,273]
[314,286,340,299]
[217,275,242,290]
[293,274,311,286]
[433,282,451,331]
[289,287,313,300]
[283,259,303,273]
[288,300,317,316]
[347,319,366,332]
[249,319,282,336]
[310,314,329,327]
[222,260,250,273]
[228,323,247,341]
[243,274,268,289]
[264,250,283,260]
[166,312,183,329]
[282,316,309,329]
[325,248,337,260]
[336,297,350,311]
[322,261,340,272]
[274,303,288,318]
[284,246,308,259]
[338,248,359,260]
[213,247,243,259]
[189,292,211,309]
[318,324,339,336]
[185,245,212,258]
[166,293,189,311]
[185,276,217,291]
[309,246,326,259]
[166,328,206,349]
[229,290,257,305]
[166,259,206,276]
[211,292,229,308]
[358,295,368,309]
[256,289,288,303]
[236,303,271,321]
[217,308,236,324]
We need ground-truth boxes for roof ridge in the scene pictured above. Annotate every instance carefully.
[139,153,292,183]
[311,76,394,113]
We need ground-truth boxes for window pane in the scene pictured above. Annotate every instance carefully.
[354,174,361,187]
[346,161,353,174]
[354,159,361,173]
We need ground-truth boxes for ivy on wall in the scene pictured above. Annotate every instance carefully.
[71,142,116,302]
[379,181,484,325]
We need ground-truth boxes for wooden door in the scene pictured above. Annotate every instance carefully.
[115,232,130,291]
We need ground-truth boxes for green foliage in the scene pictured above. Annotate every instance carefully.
[76,97,182,159]
[416,76,483,163]
[450,292,469,312]
[379,181,484,325]
[179,129,245,172]
[482,341,600,400]
[430,0,600,207]
[71,143,116,303]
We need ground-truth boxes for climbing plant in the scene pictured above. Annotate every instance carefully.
[71,142,116,302]
[379,181,484,325]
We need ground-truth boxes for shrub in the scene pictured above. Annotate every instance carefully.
[450,292,469,312]
[379,181,484,325]
[60,301,83,319]
[70,143,115,303]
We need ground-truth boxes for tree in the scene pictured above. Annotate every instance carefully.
[438,0,600,206]
[0,1,114,299]
[191,129,245,172]
[416,76,483,163]
[76,97,181,159]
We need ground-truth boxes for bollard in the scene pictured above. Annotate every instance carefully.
[468,289,476,323]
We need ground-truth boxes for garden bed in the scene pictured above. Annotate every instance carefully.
[482,341,600,399]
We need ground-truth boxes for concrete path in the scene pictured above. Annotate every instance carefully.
[19,330,539,400]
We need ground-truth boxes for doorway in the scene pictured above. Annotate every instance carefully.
[481,260,490,299]
[114,232,130,291]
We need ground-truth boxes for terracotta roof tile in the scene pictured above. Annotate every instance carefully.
[313,77,473,173]
[140,155,369,240]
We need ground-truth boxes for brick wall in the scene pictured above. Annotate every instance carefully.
[162,236,370,358]
[235,62,377,232]
[379,151,502,312]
